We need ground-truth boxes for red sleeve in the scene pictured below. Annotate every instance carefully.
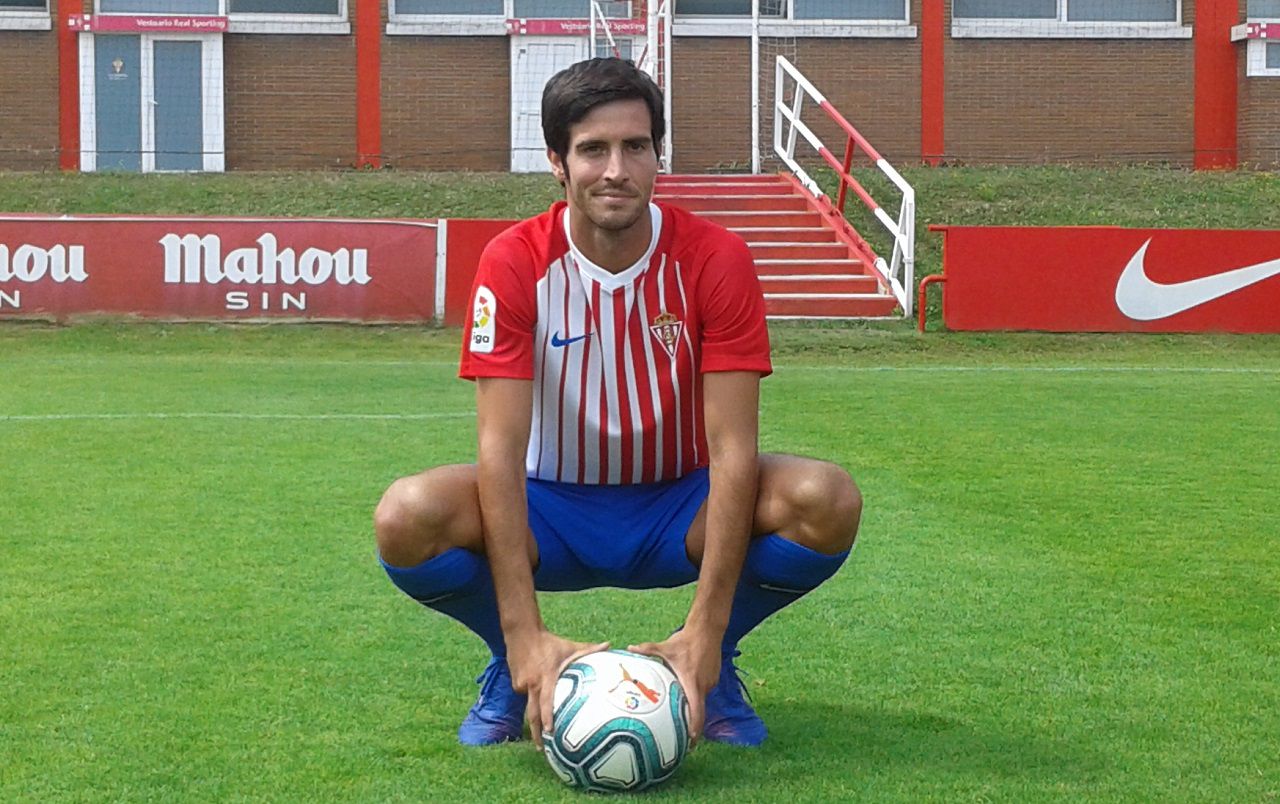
[696,230,773,377]
[458,230,538,381]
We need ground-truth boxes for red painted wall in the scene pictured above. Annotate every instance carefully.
[442,219,518,327]
[936,225,1280,332]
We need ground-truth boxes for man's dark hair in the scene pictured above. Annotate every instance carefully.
[542,58,665,166]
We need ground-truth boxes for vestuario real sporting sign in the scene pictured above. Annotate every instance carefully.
[0,216,438,322]
[932,226,1280,333]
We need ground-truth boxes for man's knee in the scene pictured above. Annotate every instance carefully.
[374,477,433,567]
[374,468,480,567]
[779,460,862,555]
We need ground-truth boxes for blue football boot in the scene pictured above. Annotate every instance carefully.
[702,651,768,747]
[457,656,526,746]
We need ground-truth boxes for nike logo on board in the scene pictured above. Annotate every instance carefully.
[1115,239,1280,321]
[551,331,592,347]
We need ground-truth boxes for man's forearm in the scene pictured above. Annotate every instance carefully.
[477,456,545,641]
[685,448,758,640]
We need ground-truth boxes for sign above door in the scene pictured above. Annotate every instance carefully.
[68,14,228,33]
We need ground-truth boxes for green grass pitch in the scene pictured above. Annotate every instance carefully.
[3,322,1277,802]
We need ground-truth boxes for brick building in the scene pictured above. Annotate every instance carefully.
[0,1,1277,173]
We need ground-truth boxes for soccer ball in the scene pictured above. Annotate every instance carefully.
[543,649,691,793]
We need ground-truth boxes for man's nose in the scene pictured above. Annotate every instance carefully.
[602,146,627,182]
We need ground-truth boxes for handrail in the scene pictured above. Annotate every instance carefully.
[773,55,916,316]
[590,0,672,171]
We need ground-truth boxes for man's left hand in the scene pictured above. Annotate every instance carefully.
[628,628,721,746]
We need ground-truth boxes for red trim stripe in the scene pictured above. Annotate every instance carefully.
[355,0,382,169]
[630,277,657,484]
[58,0,80,171]
[1194,0,1238,169]
[921,0,945,166]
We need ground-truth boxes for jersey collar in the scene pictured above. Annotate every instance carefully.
[562,203,663,293]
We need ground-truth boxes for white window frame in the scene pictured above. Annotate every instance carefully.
[676,0,915,37]
[952,0,1190,39]
[388,0,511,36]
[92,0,349,35]
[226,0,351,36]
[387,0,915,37]
[1245,21,1280,77]
[0,0,51,31]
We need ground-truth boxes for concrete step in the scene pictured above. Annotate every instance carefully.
[732,227,834,243]
[659,173,783,183]
[659,183,795,196]
[755,258,867,274]
[701,210,825,228]
[654,194,811,212]
[759,274,882,294]
[747,242,851,260]
[764,294,899,318]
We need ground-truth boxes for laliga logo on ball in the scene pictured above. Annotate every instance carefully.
[544,649,690,793]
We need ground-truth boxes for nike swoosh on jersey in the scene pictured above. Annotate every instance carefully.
[1115,239,1280,321]
[550,331,592,347]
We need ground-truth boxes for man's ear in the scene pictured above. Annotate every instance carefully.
[547,148,567,186]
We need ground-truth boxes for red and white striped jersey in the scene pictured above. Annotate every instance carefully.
[460,200,771,485]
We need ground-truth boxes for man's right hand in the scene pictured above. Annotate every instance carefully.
[508,631,609,748]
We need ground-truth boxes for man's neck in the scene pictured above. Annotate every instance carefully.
[568,206,653,274]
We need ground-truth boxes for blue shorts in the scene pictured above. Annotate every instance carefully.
[528,468,708,592]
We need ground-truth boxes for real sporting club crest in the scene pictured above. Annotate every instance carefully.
[649,312,683,358]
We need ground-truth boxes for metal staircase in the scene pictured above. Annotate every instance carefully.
[654,173,899,319]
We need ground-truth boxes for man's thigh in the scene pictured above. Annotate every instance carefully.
[528,469,708,592]
[681,453,858,565]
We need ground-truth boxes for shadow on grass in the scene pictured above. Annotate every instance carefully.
[663,700,1102,797]
[423,698,1103,800]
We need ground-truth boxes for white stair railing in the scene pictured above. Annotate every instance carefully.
[588,0,672,172]
[773,55,915,316]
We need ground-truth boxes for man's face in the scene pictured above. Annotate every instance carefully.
[549,98,658,235]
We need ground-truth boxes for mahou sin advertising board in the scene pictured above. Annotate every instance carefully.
[0,216,439,322]
[933,226,1280,333]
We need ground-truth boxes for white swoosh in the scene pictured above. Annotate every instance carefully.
[1115,239,1280,321]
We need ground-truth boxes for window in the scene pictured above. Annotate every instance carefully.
[1245,1,1280,77]
[513,0,586,14]
[220,0,348,33]
[952,0,1187,37]
[393,0,502,11]
[509,0,630,15]
[677,0,906,19]
[0,0,48,31]
[229,0,339,12]
[796,0,905,18]
[597,38,633,59]
[94,0,344,14]
[98,0,218,12]
[954,0,1052,17]
[954,0,1176,21]
[1247,38,1280,77]
[1065,0,1175,21]
[677,0,764,13]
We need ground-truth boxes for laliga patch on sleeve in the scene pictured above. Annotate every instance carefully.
[470,285,496,354]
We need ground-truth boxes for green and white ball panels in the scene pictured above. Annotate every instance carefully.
[544,649,691,793]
